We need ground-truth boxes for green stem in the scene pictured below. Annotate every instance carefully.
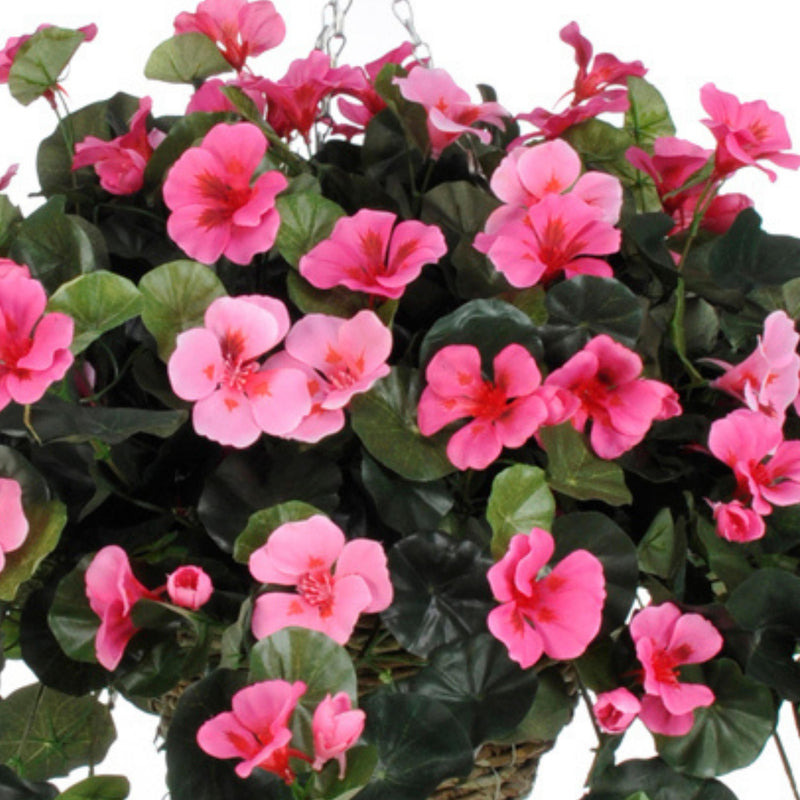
[774,729,800,800]
[23,405,42,446]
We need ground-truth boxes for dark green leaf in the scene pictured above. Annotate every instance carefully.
[709,209,763,292]
[285,271,370,319]
[311,745,377,800]
[625,77,676,149]
[420,181,500,236]
[57,775,130,800]
[48,560,99,664]
[0,765,57,799]
[622,212,678,275]
[275,192,345,268]
[144,33,231,84]
[0,195,22,252]
[638,508,687,580]
[694,516,754,593]
[233,501,323,564]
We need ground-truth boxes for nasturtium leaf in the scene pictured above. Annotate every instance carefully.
[402,633,539,745]
[655,659,776,778]
[8,27,90,106]
[349,367,455,482]
[625,77,676,149]
[0,684,115,781]
[275,191,345,268]
[48,271,142,353]
[487,464,555,558]
[48,559,100,664]
[311,745,377,800]
[355,692,473,800]
[232,501,322,563]
[382,532,494,658]
[0,765,57,799]
[144,33,231,84]
[637,508,687,580]
[57,775,130,800]
[139,259,226,360]
[541,423,633,506]
[248,628,357,755]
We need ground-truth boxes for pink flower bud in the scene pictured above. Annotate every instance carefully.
[593,687,641,734]
[166,565,213,610]
[311,692,365,778]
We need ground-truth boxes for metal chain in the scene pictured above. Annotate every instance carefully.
[391,0,433,66]
[314,0,353,67]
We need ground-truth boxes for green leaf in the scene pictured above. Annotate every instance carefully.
[656,659,776,778]
[694,515,754,593]
[402,633,539,745]
[48,271,142,353]
[625,77,676,149]
[286,271,370,319]
[139,259,226,360]
[0,194,22,252]
[563,119,635,180]
[420,181,500,236]
[48,560,99,664]
[232,501,322,563]
[58,775,130,800]
[486,464,555,559]
[638,508,687,580]
[275,192,346,268]
[349,367,455,482]
[144,33,231,84]
[8,27,90,106]
[356,692,473,800]
[311,746,377,800]
[0,765,57,799]
[0,685,115,781]
[541,423,633,506]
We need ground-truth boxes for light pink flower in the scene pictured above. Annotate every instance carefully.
[174,0,285,72]
[0,164,17,191]
[196,679,308,781]
[186,74,267,115]
[249,515,392,645]
[0,271,74,412]
[299,209,447,299]
[518,93,629,141]
[168,295,311,448]
[311,692,365,778]
[487,528,605,669]
[85,545,159,671]
[630,603,722,736]
[544,334,681,459]
[163,122,287,265]
[709,500,766,543]
[166,565,214,609]
[593,687,641,734]
[0,478,28,573]
[394,67,508,156]
[701,83,800,181]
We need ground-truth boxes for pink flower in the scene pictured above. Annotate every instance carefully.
[249,515,392,645]
[299,209,447,299]
[518,93,630,141]
[85,545,159,670]
[0,258,29,281]
[167,295,311,448]
[311,692,365,778]
[196,679,308,781]
[174,0,285,72]
[394,67,508,157]
[701,83,800,182]
[0,271,74,411]
[707,408,800,516]
[709,500,766,543]
[544,334,681,459]
[0,478,28,573]
[186,74,267,115]
[630,603,722,736]
[486,528,606,669]
[593,687,641,734]
[0,164,17,191]
[0,24,97,84]
[72,96,164,195]
[166,565,214,609]
[163,122,287,265]
[418,343,573,471]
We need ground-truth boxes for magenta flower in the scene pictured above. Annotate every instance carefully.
[630,603,722,736]
[311,692,365,777]
[709,500,766,543]
[72,96,164,195]
[0,478,28,573]
[186,74,267,115]
[174,0,285,72]
[163,122,287,265]
[85,545,159,670]
[249,515,392,645]
[593,687,641,734]
[299,209,447,299]
[394,67,508,157]
[0,164,17,191]
[487,528,606,669]
[0,270,74,412]
[544,334,681,459]
[0,258,29,281]
[167,295,311,448]
[166,565,214,610]
[418,343,571,471]
[196,679,308,781]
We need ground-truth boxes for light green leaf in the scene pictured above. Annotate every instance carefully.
[58,775,130,800]
[625,76,676,149]
[144,33,231,84]
[275,192,345,268]
[232,501,322,564]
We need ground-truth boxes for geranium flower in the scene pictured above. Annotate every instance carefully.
[166,565,214,610]
[0,164,17,191]
[487,527,606,668]
[162,121,287,265]
[174,0,285,72]
[311,692,365,777]
[630,603,722,736]
[394,67,508,156]
[299,209,447,299]
[0,270,74,411]
[185,74,267,114]
[196,679,308,781]
[249,515,392,645]
[0,258,29,281]
[85,545,159,670]
[544,334,681,459]
[72,96,164,195]
[709,500,766,543]
[167,295,311,448]
[0,478,28,573]
[593,687,641,734]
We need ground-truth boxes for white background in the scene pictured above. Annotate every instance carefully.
[1,1,799,798]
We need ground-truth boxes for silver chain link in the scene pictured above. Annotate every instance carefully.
[314,0,353,67]
[391,0,433,66]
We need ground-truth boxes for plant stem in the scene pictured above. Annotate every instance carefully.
[774,729,800,800]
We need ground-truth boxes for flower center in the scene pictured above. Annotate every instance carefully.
[297,569,334,616]
[195,171,253,230]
